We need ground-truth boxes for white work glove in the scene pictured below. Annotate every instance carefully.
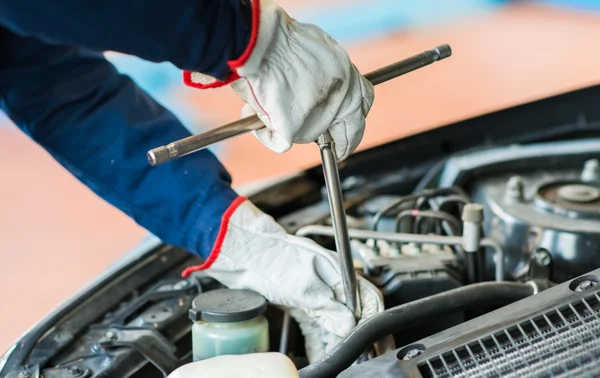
[184,0,374,161]
[182,198,384,363]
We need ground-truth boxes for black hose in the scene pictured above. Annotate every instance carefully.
[371,187,463,232]
[395,210,462,235]
[436,195,470,212]
[298,282,534,378]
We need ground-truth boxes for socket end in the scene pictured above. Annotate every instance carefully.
[435,44,452,60]
[147,146,170,166]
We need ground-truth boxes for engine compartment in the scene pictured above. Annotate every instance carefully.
[3,85,600,378]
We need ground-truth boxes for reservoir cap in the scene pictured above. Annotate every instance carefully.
[189,288,267,323]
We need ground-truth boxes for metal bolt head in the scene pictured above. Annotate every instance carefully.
[69,366,83,377]
[505,176,525,202]
[576,280,597,292]
[534,249,551,267]
[18,372,31,378]
[105,331,118,340]
[403,348,424,360]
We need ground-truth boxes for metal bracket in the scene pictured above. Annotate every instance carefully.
[97,327,180,376]
[101,279,197,326]
[4,365,40,378]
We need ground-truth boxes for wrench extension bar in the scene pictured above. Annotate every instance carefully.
[147,44,452,166]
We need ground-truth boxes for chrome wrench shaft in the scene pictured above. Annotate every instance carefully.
[317,132,360,318]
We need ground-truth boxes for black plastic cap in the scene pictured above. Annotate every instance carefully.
[189,289,267,323]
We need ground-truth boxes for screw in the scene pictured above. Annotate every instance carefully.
[173,280,190,290]
[576,280,597,292]
[505,176,525,202]
[18,372,31,378]
[581,159,600,182]
[534,249,551,267]
[69,366,84,377]
[402,348,424,360]
[105,331,118,340]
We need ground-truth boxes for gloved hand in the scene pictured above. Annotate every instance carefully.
[182,197,384,363]
[184,0,374,161]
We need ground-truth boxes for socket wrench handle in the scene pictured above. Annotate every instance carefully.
[317,132,360,318]
[147,44,452,166]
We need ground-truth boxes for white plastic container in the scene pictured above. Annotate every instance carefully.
[167,352,299,378]
[189,288,269,361]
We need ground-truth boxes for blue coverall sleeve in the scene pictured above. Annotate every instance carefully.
[0,27,239,258]
[0,0,252,81]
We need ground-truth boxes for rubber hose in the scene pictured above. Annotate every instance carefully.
[299,282,534,378]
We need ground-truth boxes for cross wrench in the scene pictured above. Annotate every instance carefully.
[147,44,452,320]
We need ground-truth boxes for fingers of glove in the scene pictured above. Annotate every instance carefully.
[357,277,385,319]
[331,277,384,320]
[290,280,383,364]
[327,68,373,161]
[240,103,292,153]
[291,309,326,363]
[358,70,376,116]
[254,127,294,154]
[290,308,345,363]
[329,113,366,161]
[231,79,295,154]
[240,103,256,119]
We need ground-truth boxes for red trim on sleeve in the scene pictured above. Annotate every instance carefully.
[182,0,260,90]
[181,196,248,278]
[228,0,261,71]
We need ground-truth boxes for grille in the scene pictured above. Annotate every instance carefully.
[418,293,600,378]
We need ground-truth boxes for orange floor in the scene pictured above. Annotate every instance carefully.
[2,3,600,353]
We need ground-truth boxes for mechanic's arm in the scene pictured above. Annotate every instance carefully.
[0,0,251,80]
[0,28,238,256]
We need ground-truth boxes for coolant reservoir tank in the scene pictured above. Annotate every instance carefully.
[167,352,299,378]
[189,288,269,361]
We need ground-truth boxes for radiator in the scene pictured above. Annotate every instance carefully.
[339,270,600,378]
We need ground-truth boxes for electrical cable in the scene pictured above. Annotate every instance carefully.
[298,282,534,378]
[371,187,462,232]
[436,195,470,212]
[395,210,462,235]
[415,186,469,211]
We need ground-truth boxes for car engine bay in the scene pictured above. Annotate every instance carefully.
[2,85,600,378]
